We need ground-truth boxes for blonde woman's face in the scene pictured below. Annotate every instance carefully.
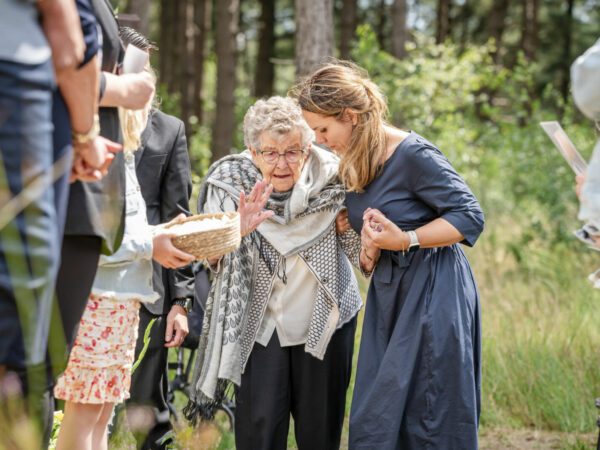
[302,111,354,155]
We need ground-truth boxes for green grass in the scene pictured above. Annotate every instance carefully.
[6,204,600,450]
[473,215,600,433]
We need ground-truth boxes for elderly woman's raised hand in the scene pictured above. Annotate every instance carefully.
[239,180,274,237]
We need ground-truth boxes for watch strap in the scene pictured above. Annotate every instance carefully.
[172,298,191,313]
[72,114,100,145]
[406,230,420,252]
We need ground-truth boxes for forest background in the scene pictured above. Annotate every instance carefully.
[112,0,600,448]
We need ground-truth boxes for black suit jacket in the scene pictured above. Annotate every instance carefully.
[64,0,125,254]
[135,109,194,315]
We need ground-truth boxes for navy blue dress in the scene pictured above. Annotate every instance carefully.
[347,132,484,450]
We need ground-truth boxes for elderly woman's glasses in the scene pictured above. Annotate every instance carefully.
[257,148,306,164]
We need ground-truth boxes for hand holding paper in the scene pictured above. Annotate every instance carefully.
[122,44,149,74]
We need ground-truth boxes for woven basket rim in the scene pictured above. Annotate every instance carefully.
[168,211,241,260]
[164,211,239,230]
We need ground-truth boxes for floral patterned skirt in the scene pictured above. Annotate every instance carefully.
[54,294,141,404]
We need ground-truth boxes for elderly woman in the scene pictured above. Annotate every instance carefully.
[185,96,364,450]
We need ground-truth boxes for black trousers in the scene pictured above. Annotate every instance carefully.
[126,307,171,450]
[55,235,102,355]
[235,317,357,450]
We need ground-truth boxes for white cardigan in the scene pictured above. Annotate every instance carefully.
[91,152,159,303]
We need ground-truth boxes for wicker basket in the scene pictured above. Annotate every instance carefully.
[166,212,241,260]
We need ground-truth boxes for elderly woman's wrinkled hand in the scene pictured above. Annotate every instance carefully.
[239,180,274,237]
[335,208,351,235]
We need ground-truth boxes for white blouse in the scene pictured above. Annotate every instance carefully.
[204,186,319,348]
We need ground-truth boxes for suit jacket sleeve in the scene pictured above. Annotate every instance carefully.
[161,121,195,304]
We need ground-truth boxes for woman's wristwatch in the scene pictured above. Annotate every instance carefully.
[406,230,420,252]
[172,298,192,313]
[72,114,100,146]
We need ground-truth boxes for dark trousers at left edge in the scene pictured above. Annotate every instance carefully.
[0,58,60,449]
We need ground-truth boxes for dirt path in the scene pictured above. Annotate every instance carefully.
[174,423,599,449]
[480,428,597,449]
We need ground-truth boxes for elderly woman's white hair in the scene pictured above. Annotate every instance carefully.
[243,96,315,150]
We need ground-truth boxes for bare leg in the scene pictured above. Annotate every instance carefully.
[91,402,115,450]
[56,401,103,450]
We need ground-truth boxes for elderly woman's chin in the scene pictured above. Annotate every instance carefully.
[269,173,295,192]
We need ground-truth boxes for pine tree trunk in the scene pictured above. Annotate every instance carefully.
[295,0,334,77]
[377,0,387,51]
[172,0,187,99]
[193,0,211,126]
[159,0,174,90]
[560,0,574,103]
[339,0,357,60]
[181,0,195,136]
[436,0,451,44]
[254,0,276,98]
[458,0,472,52]
[391,0,408,59]
[212,0,239,161]
[125,0,151,36]
[486,0,510,64]
[520,0,538,60]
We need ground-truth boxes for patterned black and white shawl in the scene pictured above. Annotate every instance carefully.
[184,146,348,422]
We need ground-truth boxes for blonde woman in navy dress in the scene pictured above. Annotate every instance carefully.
[293,62,484,450]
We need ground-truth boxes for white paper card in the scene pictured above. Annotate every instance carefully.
[540,121,588,175]
[122,44,149,74]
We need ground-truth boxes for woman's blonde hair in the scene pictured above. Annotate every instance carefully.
[118,27,158,153]
[118,67,157,153]
[291,60,388,192]
[119,107,146,153]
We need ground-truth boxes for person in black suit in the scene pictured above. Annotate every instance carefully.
[118,28,196,450]
[54,0,157,359]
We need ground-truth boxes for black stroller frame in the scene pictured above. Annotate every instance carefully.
[167,346,236,430]
[166,267,235,431]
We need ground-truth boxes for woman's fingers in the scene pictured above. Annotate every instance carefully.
[254,180,272,206]
[363,207,378,220]
[251,210,274,229]
[364,208,385,222]
[361,224,378,247]
[251,179,268,201]
[260,210,275,221]
[240,181,273,215]
[247,182,259,203]
[166,213,186,226]
[239,190,247,211]
[260,183,273,206]
[363,218,387,247]
[335,209,350,234]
